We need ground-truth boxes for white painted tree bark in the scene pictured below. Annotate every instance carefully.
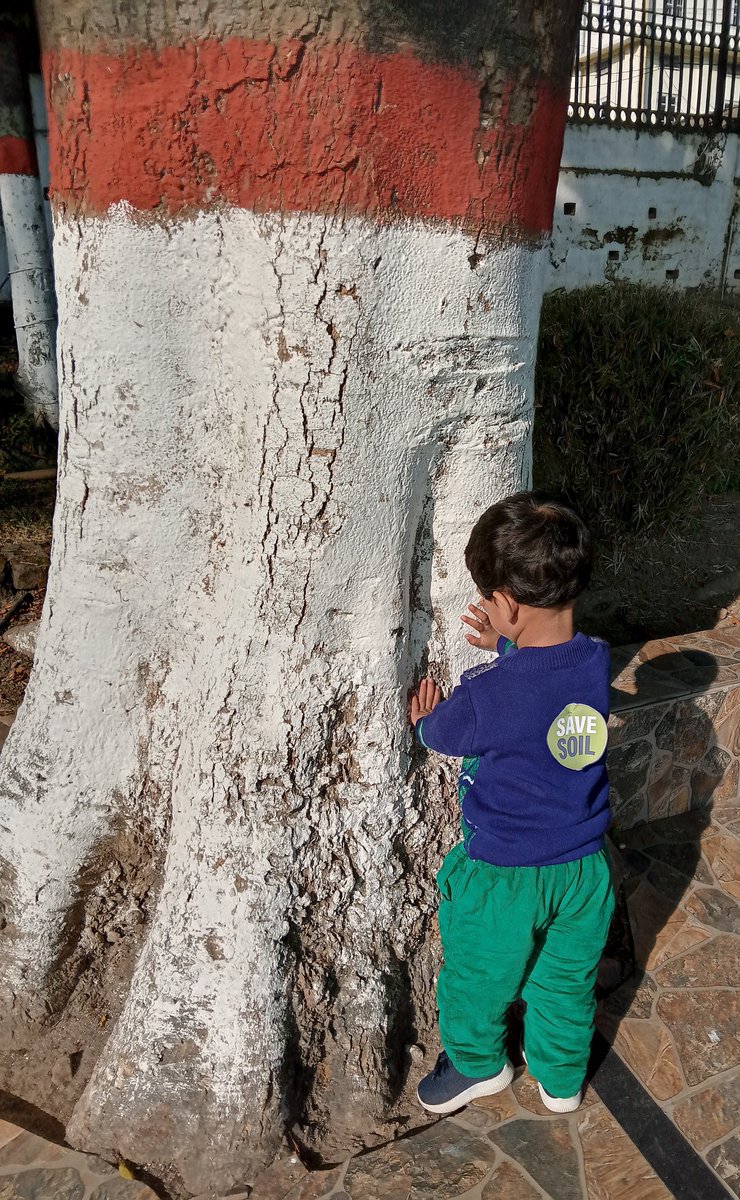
[0,3,582,1194]
[0,29,57,428]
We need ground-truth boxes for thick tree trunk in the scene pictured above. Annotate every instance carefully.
[0,29,58,428]
[0,2,581,1194]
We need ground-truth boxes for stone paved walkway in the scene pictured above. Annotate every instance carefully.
[0,802,736,1199]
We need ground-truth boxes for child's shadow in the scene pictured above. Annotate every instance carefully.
[590,648,726,1074]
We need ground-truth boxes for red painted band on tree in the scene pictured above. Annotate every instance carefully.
[45,38,567,236]
[0,135,37,176]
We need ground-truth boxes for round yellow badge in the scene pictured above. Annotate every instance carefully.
[547,703,608,771]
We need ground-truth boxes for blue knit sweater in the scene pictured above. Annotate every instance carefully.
[416,633,612,867]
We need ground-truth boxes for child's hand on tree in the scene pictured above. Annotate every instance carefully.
[410,678,441,726]
[460,600,499,651]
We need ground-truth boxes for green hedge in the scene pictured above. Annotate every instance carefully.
[534,284,740,542]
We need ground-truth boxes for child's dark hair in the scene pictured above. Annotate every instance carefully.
[465,490,593,607]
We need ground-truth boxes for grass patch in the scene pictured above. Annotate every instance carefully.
[534,284,740,542]
[0,305,57,545]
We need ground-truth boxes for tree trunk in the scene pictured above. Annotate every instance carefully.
[0,2,581,1194]
[0,28,58,429]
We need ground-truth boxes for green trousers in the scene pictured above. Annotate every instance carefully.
[436,842,615,1098]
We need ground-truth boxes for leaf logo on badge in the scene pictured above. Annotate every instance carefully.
[547,703,608,771]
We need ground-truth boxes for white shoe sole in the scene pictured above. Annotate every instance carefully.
[416,1060,514,1115]
[536,1083,582,1113]
[522,1046,582,1112]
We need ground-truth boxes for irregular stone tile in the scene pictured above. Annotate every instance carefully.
[683,631,740,657]
[634,639,684,666]
[343,1121,495,1198]
[712,758,740,804]
[609,741,654,805]
[0,1123,22,1152]
[618,847,651,880]
[670,766,692,816]
[0,1169,85,1200]
[673,702,714,765]
[480,1160,542,1200]
[714,712,740,758]
[488,1119,582,1200]
[654,706,677,751]
[232,1155,308,1200]
[626,878,689,972]
[672,1075,740,1151]
[714,802,740,825]
[653,933,739,987]
[715,681,740,717]
[692,762,731,809]
[644,841,713,881]
[448,1104,500,1134]
[609,688,646,712]
[598,972,657,1031]
[284,1166,344,1200]
[610,786,647,832]
[624,809,712,847]
[88,1181,157,1200]
[609,703,671,749]
[657,989,739,1087]
[0,1135,69,1170]
[645,861,695,903]
[703,833,740,894]
[470,1088,518,1125]
[707,1133,740,1199]
[613,1017,683,1101]
[577,1104,674,1200]
[647,754,674,820]
[684,886,739,933]
[690,753,729,811]
[693,690,731,722]
[645,919,711,972]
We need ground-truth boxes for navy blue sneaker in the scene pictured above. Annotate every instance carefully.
[416,1051,514,1114]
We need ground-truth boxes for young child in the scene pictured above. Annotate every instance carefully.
[411,490,614,1115]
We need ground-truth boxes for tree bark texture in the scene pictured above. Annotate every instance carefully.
[0,2,581,1194]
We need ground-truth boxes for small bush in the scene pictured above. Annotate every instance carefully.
[534,284,740,542]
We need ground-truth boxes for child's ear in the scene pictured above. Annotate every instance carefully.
[497,589,518,623]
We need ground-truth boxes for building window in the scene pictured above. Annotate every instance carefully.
[659,91,679,114]
[665,0,685,17]
[599,64,612,104]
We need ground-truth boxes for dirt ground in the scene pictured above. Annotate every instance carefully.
[0,477,54,716]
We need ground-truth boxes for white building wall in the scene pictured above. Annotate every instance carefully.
[547,123,740,293]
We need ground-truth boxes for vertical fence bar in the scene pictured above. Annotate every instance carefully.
[687,0,698,124]
[567,0,737,128]
[627,0,637,120]
[676,6,687,123]
[715,0,732,123]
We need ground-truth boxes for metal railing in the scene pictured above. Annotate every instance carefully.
[569,0,740,131]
